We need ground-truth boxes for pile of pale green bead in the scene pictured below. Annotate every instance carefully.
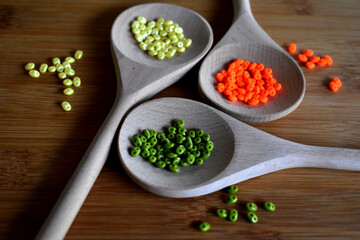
[131,16,192,60]
[24,50,83,111]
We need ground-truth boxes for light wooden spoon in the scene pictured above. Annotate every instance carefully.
[199,0,305,122]
[36,3,213,240]
[118,97,360,198]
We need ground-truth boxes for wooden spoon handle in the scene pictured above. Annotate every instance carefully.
[36,95,133,240]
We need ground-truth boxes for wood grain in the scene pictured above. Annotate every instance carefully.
[0,0,359,239]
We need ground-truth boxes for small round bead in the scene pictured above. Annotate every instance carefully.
[73,77,81,87]
[225,195,237,204]
[25,62,35,71]
[65,56,75,63]
[61,101,71,111]
[28,69,40,78]
[217,209,228,218]
[264,202,276,212]
[169,164,180,173]
[39,63,48,73]
[247,212,258,224]
[48,66,56,73]
[194,158,204,166]
[63,79,73,86]
[184,38,192,48]
[228,209,238,222]
[58,72,67,79]
[157,51,165,60]
[65,68,75,76]
[74,50,83,60]
[226,185,238,194]
[131,20,140,29]
[62,61,71,69]
[198,222,210,232]
[155,160,166,168]
[63,87,74,96]
[246,202,258,212]
[130,147,141,157]
[52,57,61,65]
[56,63,64,72]
[137,16,147,24]
[148,156,157,163]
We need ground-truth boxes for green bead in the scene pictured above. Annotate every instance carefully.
[184,139,193,149]
[48,66,56,73]
[25,62,35,70]
[157,51,165,60]
[139,135,147,143]
[164,142,174,149]
[156,152,164,161]
[29,69,40,78]
[63,79,73,86]
[155,160,166,168]
[137,16,147,24]
[147,21,156,28]
[194,158,203,166]
[142,129,151,139]
[174,120,185,128]
[175,145,186,155]
[205,141,214,151]
[157,133,166,139]
[141,142,151,150]
[132,136,142,147]
[166,152,178,159]
[202,134,210,142]
[148,155,157,163]
[228,209,238,222]
[197,143,205,151]
[141,149,150,158]
[186,154,195,164]
[65,56,76,63]
[196,129,204,137]
[155,145,164,152]
[56,63,64,72]
[61,101,71,111]
[177,127,187,136]
[65,68,75,76]
[74,50,83,60]
[226,185,238,194]
[264,202,276,212]
[73,77,81,87]
[58,72,67,79]
[149,147,157,156]
[172,157,181,165]
[184,38,192,48]
[176,136,186,144]
[63,87,74,96]
[201,150,211,160]
[180,160,189,167]
[225,195,237,205]
[198,222,210,232]
[164,157,172,165]
[62,61,71,69]
[52,57,61,65]
[150,129,157,137]
[187,130,195,138]
[130,147,141,157]
[169,163,180,173]
[167,133,175,140]
[39,63,48,73]
[193,137,201,145]
[193,151,201,158]
[168,126,176,134]
[139,42,147,51]
[177,47,186,53]
[247,212,258,223]
[132,28,140,34]
[217,209,228,219]
[246,202,258,212]
[131,20,140,29]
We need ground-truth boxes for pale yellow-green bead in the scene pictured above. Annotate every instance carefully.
[154,45,162,51]
[153,34,161,41]
[131,20,140,29]
[139,24,146,31]
[25,62,35,71]
[132,28,140,34]
[165,51,175,58]
[177,47,186,53]
[156,18,164,25]
[155,24,163,31]
[29,69,40,78]
[164,20,173,26]
[147,21,155,28]
[159,30,167,37]
[56,63,64,72]
[139,42,148,51]
[140,31,148,38]
[165,25,174,33]
[74,50,83,60]
[184,38,192,48]
[39,63,48,73]
[73,77,81,87]
[177,33,184,40]
[58,72,67,79]
[62,61,71,69]
[53,57,61,65]
[135,34,143,42]
[168,33,177,40]
[151,28,159,36]
[48,66,56,73]
[171,38,179,44]
[65,56,75,63]
[177,41,184,48]
[61,101,71,111]
[157,51,165,60]
[148,50,157,56]
[148,46,155,52]
[65,68,75,76]
[137,16,147,24]
[63,79,73,86]
[63,87,74,96]
[164,38,171,45]
[174,27,183,34]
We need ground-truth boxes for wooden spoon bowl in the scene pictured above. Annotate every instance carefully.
[118,98,360,198]
[198,0,305,122]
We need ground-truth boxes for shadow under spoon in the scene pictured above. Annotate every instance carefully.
[36,3,213,240]
[199,0,305,122]
[118,98,360,198]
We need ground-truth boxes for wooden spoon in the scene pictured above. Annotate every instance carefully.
[36,3,213,240]
[118,97,360,198]
[199,0,305,122]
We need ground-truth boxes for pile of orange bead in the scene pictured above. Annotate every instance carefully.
[215,59,281,106]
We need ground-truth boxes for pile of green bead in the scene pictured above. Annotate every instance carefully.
[131,16,192,60]
[129,120,213,173]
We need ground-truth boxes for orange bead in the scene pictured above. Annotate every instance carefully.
[217,83,225,93]
[324,55,333,66]
[317,58,327,66]
[216,73,224,82]
[228,94,238,102]
[303,49,314,57]
[332,77,342,87]
[306,61,316,69]
[288,43,297,54]
[248,98,259,106]
[298,54,308,63]
[259,96,268,103]
[274,83,282,91]
[310,56,320,63]
[329,81,339,92]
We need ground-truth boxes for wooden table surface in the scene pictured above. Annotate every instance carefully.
[1,0,359,239]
